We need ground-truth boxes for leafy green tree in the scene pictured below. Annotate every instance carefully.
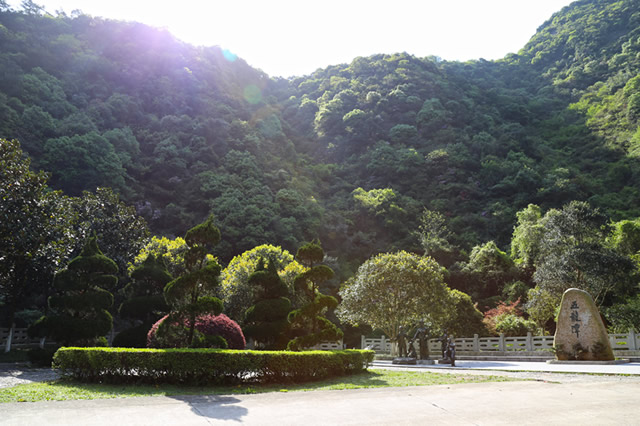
[287,242,343,351]
[604,294,640,332]
[534,201,636,305]
[243,258,292,349]
[608,219,640,263]
[220,244,306,323]
[43,132,126,195]
[510,204,545,270]
[456,241,520,304]
[114,254,172,347]
[30,236,117,346]
[442,289,488,337]
[158,216,224,347]
[73,187,150,285]
[337,251,450,341]
[415,208,453,261]
[128,236,188,279]
[524,285,560,334]
[0,139,76,334]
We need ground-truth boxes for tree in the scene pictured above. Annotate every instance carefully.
[159,216,224,347]
[0,139,76,345]
[534,201,636,305]
[128,236,188,280]
[525,285,560,334]
[243,258,292,349]
[510,204,545,270]
[287,242,343,351]
[337,251,451,341]
[73,187,150,283]
[220,244,306,323]
[415,208,452,258]
[459,241,520,303]
[30,236,117,346]
[441,289,488,337]
[114,254,172,347]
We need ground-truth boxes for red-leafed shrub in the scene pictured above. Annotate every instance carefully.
[147,313,246,349]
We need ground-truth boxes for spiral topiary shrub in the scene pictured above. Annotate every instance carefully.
[148,313,246,349]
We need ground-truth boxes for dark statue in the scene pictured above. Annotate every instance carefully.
[409,320,429,360]
[440,331,456,366]
[393,325,409,358]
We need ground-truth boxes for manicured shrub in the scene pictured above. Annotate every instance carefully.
[288,242,343,350]
[115,254,172,347]
[244,258,292,349]
[53,347,375,385]
[29,236,117,346]
[148,313,245,349]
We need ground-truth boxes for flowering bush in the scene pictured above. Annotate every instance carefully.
[147,314,246,349]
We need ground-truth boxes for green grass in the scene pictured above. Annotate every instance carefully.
[0,369,520,403]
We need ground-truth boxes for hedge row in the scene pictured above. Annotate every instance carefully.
[52,347,375,385]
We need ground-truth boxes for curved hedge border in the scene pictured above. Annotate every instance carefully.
[53,347,375,385]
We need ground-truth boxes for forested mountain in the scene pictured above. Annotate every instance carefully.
[2,0,640,280]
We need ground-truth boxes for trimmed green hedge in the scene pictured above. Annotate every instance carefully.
[53,347,374,385]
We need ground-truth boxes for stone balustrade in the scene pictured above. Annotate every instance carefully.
[361,329,640,359]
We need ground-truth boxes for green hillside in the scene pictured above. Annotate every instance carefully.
[1,0,640,312]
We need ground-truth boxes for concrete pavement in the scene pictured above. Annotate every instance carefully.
[2,380,640,425]
[3,361,640,425]
[372,359,640,375]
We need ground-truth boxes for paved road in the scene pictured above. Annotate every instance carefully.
[3,360,640,425]
[2,379,640,425]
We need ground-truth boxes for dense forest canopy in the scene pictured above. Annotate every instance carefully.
[1,0,640,321]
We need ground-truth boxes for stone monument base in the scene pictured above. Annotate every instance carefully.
[392,357,417,365]
[546,359,630,365]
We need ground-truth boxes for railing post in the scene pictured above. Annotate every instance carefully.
[526,332,533,351]
[629,329,637,351]
[361,335,365,349]
[473,334,479,352]
[609,333,616,348]
[4,324,14,353]
[381,335,387,353]
[498,333,505,351]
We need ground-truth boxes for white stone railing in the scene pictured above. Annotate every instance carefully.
[309,341,345,350]
[361,329,640,355]
[1,326,51,352]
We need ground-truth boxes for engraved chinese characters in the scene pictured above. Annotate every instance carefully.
[553,288,614,361]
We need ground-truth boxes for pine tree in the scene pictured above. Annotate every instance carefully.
[243,258,292,349]
[114,254,172,347]
[287,241,343,350]
[158,215,224,347]
[30,236,117,346]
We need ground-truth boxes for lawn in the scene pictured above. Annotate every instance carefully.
[0,369,520,403]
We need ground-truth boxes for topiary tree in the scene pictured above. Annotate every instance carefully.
[29,236,117,346]
[243,258,292,349]
[157,215,224,347]
[287,242,343,351]
[147,313,245,349]
[113,254,172,347]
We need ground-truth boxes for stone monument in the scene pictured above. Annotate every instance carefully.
[553,288,614,361]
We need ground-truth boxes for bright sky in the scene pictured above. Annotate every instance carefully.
[8,0,576,78]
